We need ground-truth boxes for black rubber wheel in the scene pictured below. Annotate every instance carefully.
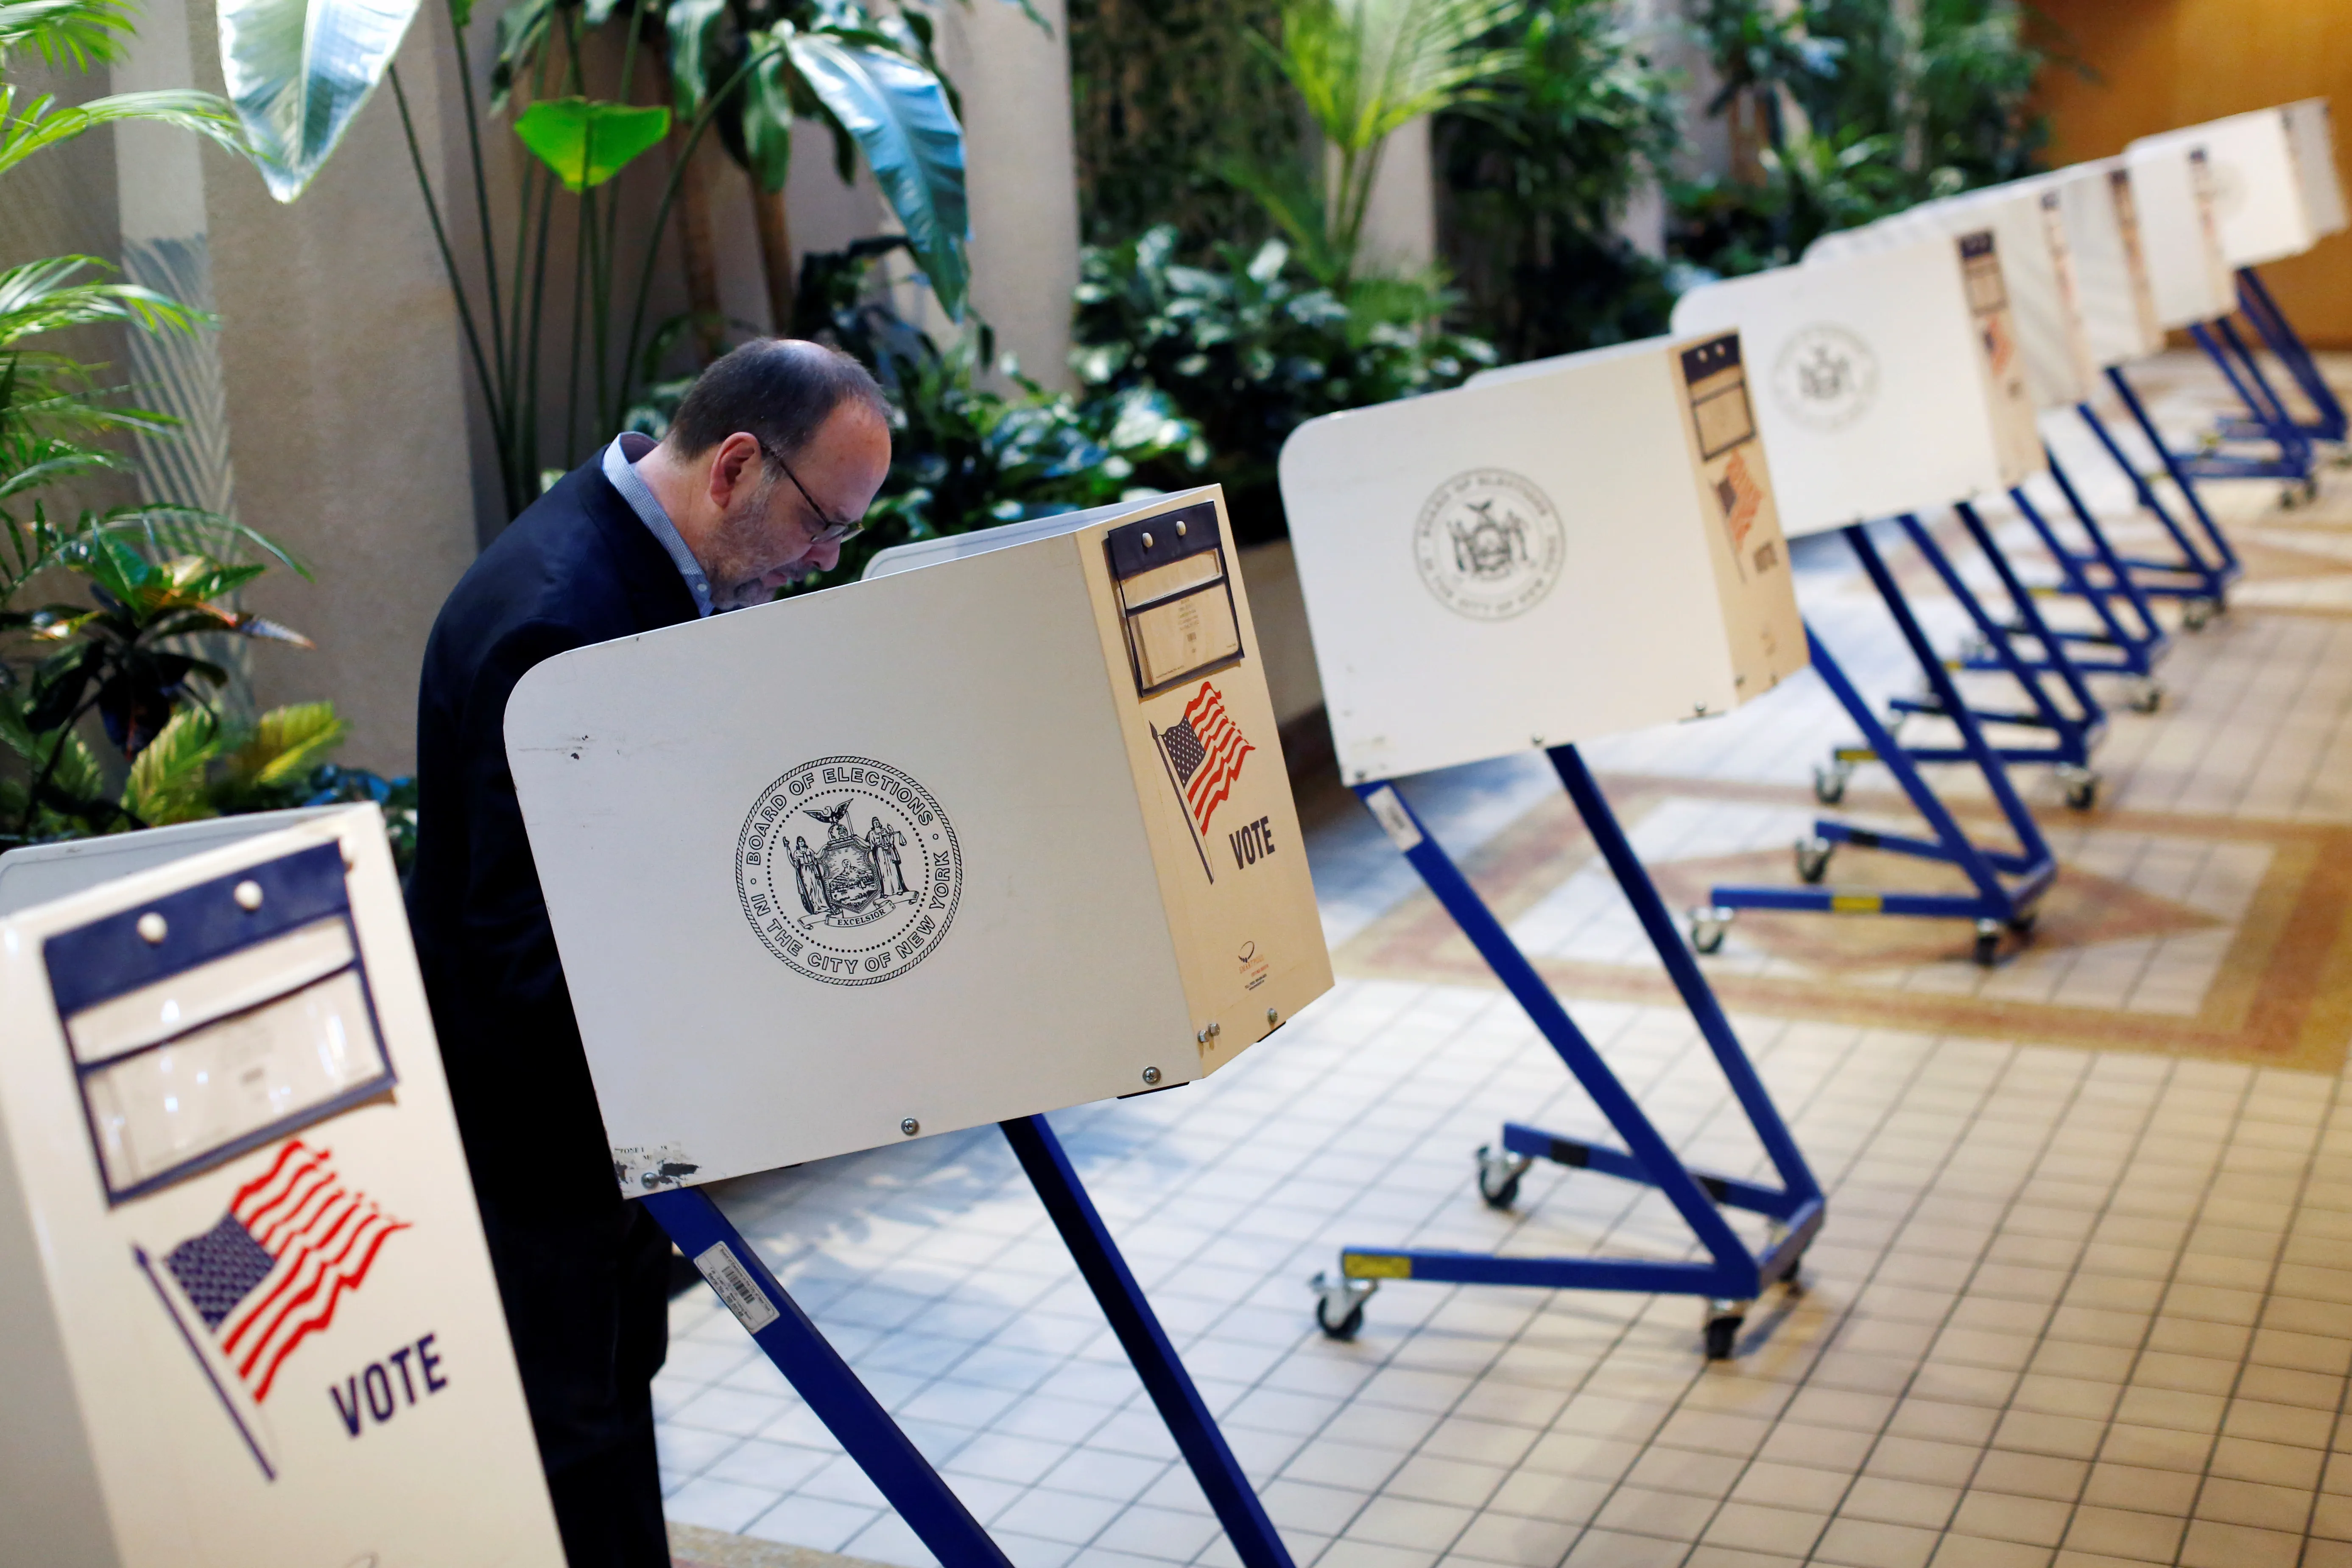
[2064,778,2098,812]
[1316,1298,1365,1340]
[2184,599,2213,631]
[2131,688,2163,716]
[1813,771,1847,806]
[1704,1316,1741,1360]
[1796,845,1832,884]
[1973,931,2000,967]
[2007,911,2039,936]
[1478,1171,1522,1210]
[1691,922,1726,956]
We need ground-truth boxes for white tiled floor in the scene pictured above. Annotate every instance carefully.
[654,355,2352,1568]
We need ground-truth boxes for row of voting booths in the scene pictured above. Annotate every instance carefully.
[1270,95,2350,1344]
[0,96,2342,1564]
[0,488,1340,1565]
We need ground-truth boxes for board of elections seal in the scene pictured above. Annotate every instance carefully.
[735,756,963,986]
[1771,324,1878,433]
[1411,469,1566,621]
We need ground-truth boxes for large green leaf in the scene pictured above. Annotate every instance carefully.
[512,97,672,191]
[1265,0,1519,155]
[662,0,729,118]
[784,29,969,319]
[487,0,551,111]
[123,704,220,826]
[739,44,795,193]
[217,0,423,201]
[0,685,105,808]
[0,84,248,181]
[0,0,134,68]
[0,255,206,346]
[221,701,346,789]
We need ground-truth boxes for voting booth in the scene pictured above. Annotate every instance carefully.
[2134,103,2351,455]
[1276,332,1824,1358]
[0,807,563,1567]
[2284,99,2348,235]
[507,486,1328,1185]
[2112,122,2325,496]
[1655,235,2071,957]
[508,485,1327,1565]
[1674,221,2122,795]
[1811,184,2092,412]
[1277,331,1805,786]
[2134,109,2324,269]
[2123,140,2236,330]
[1671,236,2039,536]
[2027,161,2166,369]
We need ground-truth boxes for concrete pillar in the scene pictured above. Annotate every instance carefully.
[1352,117,1437,276]
[927,0,1084,389]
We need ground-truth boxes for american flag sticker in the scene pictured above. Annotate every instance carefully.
[1159,681,1254,836]
[137,1138,411,1478]
[1714,449,1764,554]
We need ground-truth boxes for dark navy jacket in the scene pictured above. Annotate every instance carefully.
[408,458,698,1213]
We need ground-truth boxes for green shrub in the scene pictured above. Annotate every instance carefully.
[1072,226,1493,546]
[1434,0,1684,358]
[1669,0,2062,277]
[624,238,1202,592]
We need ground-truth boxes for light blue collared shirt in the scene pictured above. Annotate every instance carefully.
[603,433,714,618]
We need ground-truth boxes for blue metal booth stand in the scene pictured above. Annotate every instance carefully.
[1310,744,1826,1361]
[1694,521,2060,969]
[646,1115,1299,1568]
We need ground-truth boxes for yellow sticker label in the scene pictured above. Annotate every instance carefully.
[1830,893,1883,914]
[1343,1254,1415,1280]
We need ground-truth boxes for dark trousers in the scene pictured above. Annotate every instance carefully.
[480,1195,672,1568]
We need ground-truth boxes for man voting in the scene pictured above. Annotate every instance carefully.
[407,340,891,1564]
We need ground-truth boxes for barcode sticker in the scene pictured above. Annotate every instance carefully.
[693,1241,780,1334]
[1364,786,1423,853]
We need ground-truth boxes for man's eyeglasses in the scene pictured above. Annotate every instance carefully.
[757,438,863,547]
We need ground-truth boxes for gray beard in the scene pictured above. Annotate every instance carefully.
[709,575,771,612]
[701,475,783,609]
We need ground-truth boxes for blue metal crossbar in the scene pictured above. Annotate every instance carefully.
[1000,1115,1294,1568]
[650,1118,1299,1567]
[1315,743,1825,1361]
[645,1187,1013,1567]
[2235,266,2348,443]
[2182,320,2313,481]
[2073,398,2233,620]
[1701,525,2057,966]
[2102,365,2243,612]
[2020,438,2173,682]
[1897,507,2106,800]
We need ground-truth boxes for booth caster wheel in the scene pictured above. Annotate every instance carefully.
[1973,919,2003,967]
[2283,476,2319,509]
[1688,906,1733,955]
[1767,1222,1809,1291]
[2183,597,2217,631]
[2058,766,2101,812]
[2008,908,2040,936]
[1310,1272,1376,1340]
[1813,761,1852,805]
[1704,1298,1749,1360]
[2127,679,2165,715]
[1795,836,1835,884]
[1476,1146,1534,1210]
